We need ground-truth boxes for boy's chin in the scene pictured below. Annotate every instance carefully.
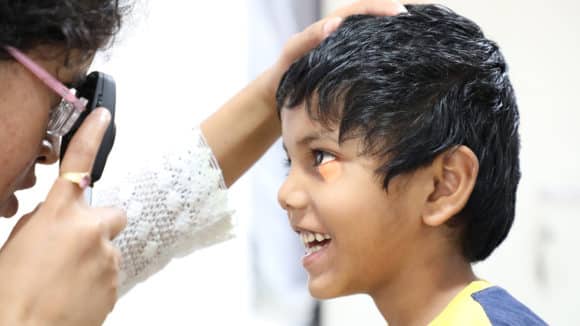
[308,276,349,299]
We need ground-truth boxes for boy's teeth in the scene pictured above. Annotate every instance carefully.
[306,245,323,255]
[299,231,332,251]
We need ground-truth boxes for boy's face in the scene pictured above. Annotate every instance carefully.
[279,106,432,299]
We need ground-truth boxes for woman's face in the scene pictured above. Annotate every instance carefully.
[0,47,91,217]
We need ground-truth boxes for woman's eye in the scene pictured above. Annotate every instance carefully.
[313,150,336,166]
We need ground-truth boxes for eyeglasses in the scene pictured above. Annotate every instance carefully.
[3,45,88,137]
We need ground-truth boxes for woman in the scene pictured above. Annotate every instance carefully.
[0,0,407,325]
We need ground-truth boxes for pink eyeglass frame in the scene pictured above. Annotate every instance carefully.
[3,45,88,135]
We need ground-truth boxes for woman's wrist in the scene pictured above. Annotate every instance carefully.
[254,64,284,112]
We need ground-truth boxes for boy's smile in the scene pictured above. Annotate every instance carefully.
[279,105,431,299]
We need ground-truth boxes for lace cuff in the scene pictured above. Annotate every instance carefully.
[93,128,234,297]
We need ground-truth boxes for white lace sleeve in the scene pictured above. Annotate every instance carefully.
[92,128,234,297]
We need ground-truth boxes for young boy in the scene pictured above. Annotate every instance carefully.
[275,4,547,325]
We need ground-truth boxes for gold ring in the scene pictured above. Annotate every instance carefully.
[60,172,91,189]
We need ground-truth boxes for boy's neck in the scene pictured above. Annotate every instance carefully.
[371,246,476,326]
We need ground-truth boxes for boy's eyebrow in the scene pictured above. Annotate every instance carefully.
[282,132,338,153]
[298,132,337,145]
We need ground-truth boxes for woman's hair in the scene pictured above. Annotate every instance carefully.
[277,5,520,263]
[0,0,131,62]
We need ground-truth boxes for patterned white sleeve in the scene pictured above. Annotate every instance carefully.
[92,128,234,297]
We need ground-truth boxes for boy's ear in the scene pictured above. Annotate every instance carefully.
[422,146,479,227]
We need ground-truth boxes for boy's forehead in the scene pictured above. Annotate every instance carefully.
[281,107,338,146]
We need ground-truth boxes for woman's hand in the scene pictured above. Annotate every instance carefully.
[0,108,127,326]
[202,0,408,187]
[274,0,408,78]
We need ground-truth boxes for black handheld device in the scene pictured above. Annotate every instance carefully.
[60,71,117,187]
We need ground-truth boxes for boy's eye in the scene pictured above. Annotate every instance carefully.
[313,150,336,166]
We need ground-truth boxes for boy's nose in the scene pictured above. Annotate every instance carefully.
[36,134,60,165]
[278,172,308,213]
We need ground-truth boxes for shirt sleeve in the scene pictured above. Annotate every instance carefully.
[92,128,234,297]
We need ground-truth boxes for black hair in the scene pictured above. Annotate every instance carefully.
[0,0,131,62]
[276,4,521,262]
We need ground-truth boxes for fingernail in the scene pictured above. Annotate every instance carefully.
[395,2,408,14]
[97,108,111,124]
[323,17,343,38]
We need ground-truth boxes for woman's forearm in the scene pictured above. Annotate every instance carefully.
[94,128,234,296]
[201,67,281,187]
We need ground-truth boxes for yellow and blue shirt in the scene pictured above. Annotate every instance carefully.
[429,281,547,325]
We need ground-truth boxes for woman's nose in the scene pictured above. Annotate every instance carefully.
[37,134,60,165]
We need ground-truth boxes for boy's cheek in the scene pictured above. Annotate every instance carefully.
[318,161,342,182]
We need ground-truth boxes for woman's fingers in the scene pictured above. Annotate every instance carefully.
[330,0,407,17]
[279,17,342,67]
[46,108,111,204]
[92,206,128,240]
[278,0,408,68]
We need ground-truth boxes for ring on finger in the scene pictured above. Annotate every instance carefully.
[60,172,91,189]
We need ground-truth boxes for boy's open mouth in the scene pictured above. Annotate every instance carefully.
[300,231,332,255]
